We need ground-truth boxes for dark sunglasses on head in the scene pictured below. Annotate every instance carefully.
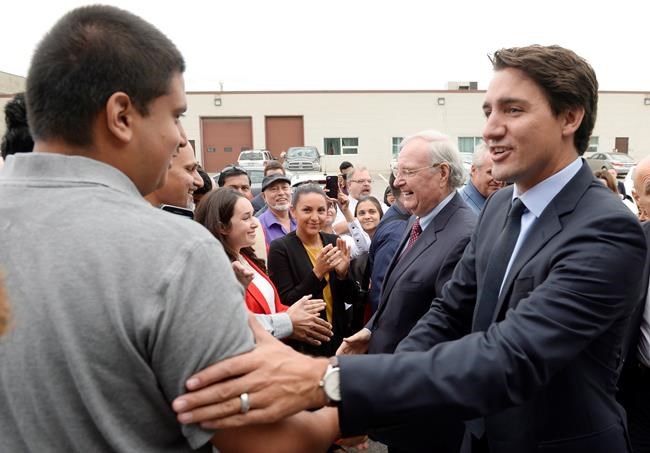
[221,165,248,175]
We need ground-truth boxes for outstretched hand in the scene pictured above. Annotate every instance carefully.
[172,314,329,429]
[336,328,371,356]
[287,295,333,345]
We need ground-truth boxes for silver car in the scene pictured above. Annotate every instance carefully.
[237,149,275,169]
[585,152,636,177]
[284,146,321,172]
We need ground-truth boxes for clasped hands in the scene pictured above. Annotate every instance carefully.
[313,239,350,279]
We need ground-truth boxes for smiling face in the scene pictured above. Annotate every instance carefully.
[482,68,580,192]
[291,192,328,238]
[263,181,292,212]
[222,197,258,252]
[394,138,450,217]
[355,200,381,235]
[152,141,202,208]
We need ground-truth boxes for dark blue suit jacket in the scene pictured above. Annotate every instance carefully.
[367,203,411,314]
[367,192,476,355]
[337,162,647,453]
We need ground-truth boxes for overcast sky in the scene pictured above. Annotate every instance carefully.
[3,1,649,92]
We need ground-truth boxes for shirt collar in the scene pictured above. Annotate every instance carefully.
[418,190,456,231]
[1,152,143,199]
[513,157,582,218]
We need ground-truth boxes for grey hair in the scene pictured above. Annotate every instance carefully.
[350,166,370,179]
[472,143,490,168]
[400,130,465,189]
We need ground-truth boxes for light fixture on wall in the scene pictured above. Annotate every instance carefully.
[437,97,446,106]
[644,97,650,106]
[214,97,222,107]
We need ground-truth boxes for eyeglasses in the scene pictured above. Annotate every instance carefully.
[392,162,442,179]
[349,179,373,184]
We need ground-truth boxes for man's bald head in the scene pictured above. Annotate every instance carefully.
[632,156,650,218]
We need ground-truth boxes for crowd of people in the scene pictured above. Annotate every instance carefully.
[1,5,650,453]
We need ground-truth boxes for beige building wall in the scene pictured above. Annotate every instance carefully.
[0,72,25,95]
[595,92,650,161]
[184,90,488,172]
[183,90,650,171]
[2,88,650,169]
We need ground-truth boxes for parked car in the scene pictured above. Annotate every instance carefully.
[585,152,636,177]
[284,146,321,172]
[237,149,275,169]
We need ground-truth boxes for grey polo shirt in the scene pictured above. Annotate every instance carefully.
[0,153,253,452]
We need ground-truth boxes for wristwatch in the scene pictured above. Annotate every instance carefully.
[320,356,341,406]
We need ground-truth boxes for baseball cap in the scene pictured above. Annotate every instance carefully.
[262,174,292,191]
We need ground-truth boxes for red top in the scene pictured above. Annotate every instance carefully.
[242,255,288,314]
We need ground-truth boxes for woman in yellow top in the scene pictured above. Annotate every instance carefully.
[267,184,355,357]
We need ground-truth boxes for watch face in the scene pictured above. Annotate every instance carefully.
[324,367,341,402]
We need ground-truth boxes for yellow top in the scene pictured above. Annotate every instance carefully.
[303,244,333,323]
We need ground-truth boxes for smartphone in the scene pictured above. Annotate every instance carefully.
[160,204,194,219]
[325,175,339,199]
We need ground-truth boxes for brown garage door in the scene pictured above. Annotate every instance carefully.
[201,117,253,172]
[265,116,304,157]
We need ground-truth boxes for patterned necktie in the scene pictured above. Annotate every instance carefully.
[473,198,527,331]
[402,218,422,256]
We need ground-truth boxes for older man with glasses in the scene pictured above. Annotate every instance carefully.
[333,166,375,234]
[332,131,476,451]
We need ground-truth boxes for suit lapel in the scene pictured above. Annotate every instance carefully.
[379,193,462,305]
[490,162,593,323]
[246,284,272,314]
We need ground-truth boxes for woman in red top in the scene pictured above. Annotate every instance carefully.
[195,187,332,346]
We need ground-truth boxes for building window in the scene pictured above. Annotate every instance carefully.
[458,136,483,153]
[588,136,599,153]
[392,137,403,156]
[324,137,359,155]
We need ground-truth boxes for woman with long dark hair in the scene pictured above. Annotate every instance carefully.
[268,184,356,356]
[195,187,332,346]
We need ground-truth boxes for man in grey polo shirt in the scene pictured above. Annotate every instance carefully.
[0,5,337,452]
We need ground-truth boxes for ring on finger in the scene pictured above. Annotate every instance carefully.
[239,392,250,414]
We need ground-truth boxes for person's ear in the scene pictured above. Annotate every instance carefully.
[218,221,230,236]
[105,92,135,144]
[561,106,585,138]
[438,162,450,186]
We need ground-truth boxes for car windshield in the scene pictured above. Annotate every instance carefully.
[240,151,263,160]
[608,153,635,163]
[287,148,317,158]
